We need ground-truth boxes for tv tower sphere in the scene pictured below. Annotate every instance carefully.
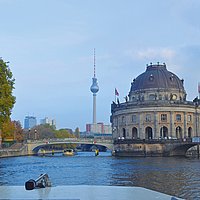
[90,77,99,94]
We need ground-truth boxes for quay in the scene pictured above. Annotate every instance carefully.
[113,138,200,157]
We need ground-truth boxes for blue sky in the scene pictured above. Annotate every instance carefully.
[1,0,200,131]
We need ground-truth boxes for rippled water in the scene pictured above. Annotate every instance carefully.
[0,152,200,199]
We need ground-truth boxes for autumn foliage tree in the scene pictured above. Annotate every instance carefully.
[13,120,24,141]
[1,120,15,140]
[0,59,16,141]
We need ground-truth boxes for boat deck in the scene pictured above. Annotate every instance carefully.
[0,185,182,200]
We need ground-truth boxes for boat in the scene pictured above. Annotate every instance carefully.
[63,149,75,156]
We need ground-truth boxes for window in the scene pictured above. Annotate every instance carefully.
[132,96,136,101]
[176,114,181,122]
[122,116,125,123]
[132,115,137,123]
[149,94,155,100]
[146,114,151,122]
[161,114,167,121]
[188,115,192,122]
[149,74,154,81]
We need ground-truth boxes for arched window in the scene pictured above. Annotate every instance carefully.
[188,127,192,138]
[122,128,126,138]
[176,126,182,139]
[132,127,138,139]
[145,127,153,139]
[160,126,168,138]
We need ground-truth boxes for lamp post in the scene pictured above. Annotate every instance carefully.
[28,128,31,140]
[34,130,37,140]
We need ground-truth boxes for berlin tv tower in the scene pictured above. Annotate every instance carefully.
[90,49,99,124]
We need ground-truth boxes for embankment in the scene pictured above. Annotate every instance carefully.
[0,143,28,158]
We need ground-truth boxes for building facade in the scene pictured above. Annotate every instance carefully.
[40,117,56,129]
[86,123,112,134]
[24,116,37,130]
[111,63,199,140]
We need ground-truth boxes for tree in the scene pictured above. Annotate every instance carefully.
[27,124,55,140]
[13,120,24,142]
[74,127,80,138]
[55,129,75,139]
[1,119,15,140]
[0,59,15,129]
[1,120,24,142]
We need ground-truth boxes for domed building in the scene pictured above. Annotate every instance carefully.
[111,63,199,143]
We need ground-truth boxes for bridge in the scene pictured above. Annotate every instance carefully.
[26,138,200,157]
[27,138,113,155]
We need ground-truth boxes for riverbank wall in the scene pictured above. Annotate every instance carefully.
[113,139,199,157]
[0,144,28,158]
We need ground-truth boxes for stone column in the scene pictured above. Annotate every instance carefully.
[195,107,198,137]
[154,112,158,139]
[195,108,199,136]
[184,112,187,137]
[138,112,141,138]
[196,110,199,137]
[170,111,174,137]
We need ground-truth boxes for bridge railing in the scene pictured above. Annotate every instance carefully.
[27,138,113,144]
[114,138,193,145]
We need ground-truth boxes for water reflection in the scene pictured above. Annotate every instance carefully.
[110,157,200,199]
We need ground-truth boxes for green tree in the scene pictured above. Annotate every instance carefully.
[55,129,75,139]
[28,124,55,140]
[0,59,15,129]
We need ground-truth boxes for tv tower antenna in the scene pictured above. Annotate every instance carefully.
[94,48,96,78]
[90,48,99,124]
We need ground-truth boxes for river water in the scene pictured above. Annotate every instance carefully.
[0,152,200,199]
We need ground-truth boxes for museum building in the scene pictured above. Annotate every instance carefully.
[111,63,199,140]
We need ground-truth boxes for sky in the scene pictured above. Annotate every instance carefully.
[0,0,200,131]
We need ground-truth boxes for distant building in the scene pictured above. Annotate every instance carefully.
[24,116,37,129]
[40,117,56,129]
[86,123,112,134]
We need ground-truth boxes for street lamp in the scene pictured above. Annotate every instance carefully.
[28,128,31,140]
[34,130,37,140]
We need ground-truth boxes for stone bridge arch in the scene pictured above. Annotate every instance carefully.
[28,140,113,155]
[167,142,199,156]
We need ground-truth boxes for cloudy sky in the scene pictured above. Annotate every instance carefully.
[0,0,200,131]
